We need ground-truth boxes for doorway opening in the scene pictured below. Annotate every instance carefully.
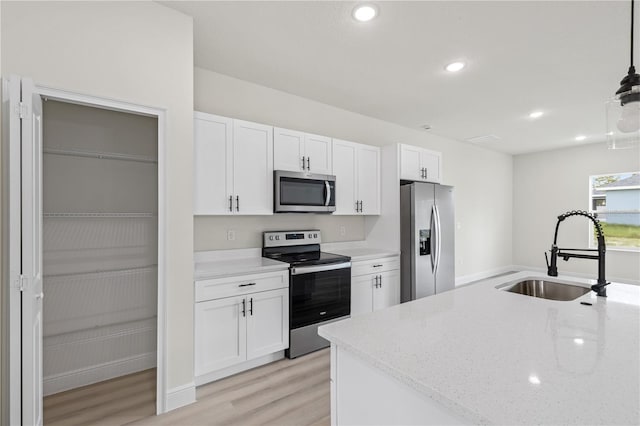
[40,99,159,424]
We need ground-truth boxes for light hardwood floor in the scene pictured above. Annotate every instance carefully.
[44,348,330,426]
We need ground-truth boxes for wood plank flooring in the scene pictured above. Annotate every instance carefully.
[44,348,330,426]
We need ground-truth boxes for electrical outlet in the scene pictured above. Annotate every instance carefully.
[226,230,236,241]
[339,226,346,236]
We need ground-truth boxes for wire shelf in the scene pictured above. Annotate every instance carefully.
[44,212,155,218]
[43,148,158,164]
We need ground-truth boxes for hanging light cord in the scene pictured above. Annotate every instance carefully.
[631,0,635,70]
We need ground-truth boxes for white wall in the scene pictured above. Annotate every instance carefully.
[1,1,194,394]
[194,68,514,278]
[513,142,640,283]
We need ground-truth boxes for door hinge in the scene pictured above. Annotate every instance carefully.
[19,274,27,292]
[17,102,27,119]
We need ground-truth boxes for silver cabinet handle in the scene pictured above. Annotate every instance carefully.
[325,181,331,206]
[355,201,359,212]
[236,195,239,212]
[379,275,382,288]
[241,299,246,317]
[425,168,428,179]
[372,264,383,268]
[249,298,253,315]
[307,157,310,170]
[301,156,306,170]
[238,282,256,287]
[374,275,378,288]
[229,195,233,212]
[360,200,363,213]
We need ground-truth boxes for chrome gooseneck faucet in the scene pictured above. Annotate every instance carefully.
[546,210,609,297]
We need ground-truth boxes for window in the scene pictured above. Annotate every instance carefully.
[589,172,640,250]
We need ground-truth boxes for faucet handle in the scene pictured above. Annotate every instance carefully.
[544,252,550,269]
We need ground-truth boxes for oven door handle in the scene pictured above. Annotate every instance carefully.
[291,262,351,275]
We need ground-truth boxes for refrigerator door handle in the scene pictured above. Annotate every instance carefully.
[434,205,442,277]
[430,205,436,273]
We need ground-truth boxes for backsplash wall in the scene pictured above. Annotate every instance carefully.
[194,215,365,251]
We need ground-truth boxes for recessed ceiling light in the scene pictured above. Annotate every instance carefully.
[445,62,466,72]
[575,135,587,141]
[529,111,544,119]
[353,4,378,22]
[528,375,541,385]
[573,338,585,345]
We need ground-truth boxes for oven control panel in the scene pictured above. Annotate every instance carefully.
[264,230,321,247]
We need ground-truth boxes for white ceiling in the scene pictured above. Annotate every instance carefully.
[162,1,637,155]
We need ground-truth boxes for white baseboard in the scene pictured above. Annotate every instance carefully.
[166,381,196,412]
[195,351,284,386]
[455,266,520,287]
[44,352,156,396]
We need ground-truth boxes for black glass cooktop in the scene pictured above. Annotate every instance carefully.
[263,244,350,267]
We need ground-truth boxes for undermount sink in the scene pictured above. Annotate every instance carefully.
[501,279,591,301]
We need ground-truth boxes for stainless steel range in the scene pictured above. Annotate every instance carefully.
[262,230,351,358]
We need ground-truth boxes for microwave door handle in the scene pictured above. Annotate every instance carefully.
[325,181,331,206]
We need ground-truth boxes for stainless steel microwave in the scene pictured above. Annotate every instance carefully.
[274,170,336,213]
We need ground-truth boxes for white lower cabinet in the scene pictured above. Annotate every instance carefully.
[351,256,400,316]
[195,271,289,383]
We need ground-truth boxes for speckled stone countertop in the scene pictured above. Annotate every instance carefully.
[318,271,640,425]
[194,257,289,280]
[325,247,399,262]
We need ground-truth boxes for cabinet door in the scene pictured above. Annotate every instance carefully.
[304,133,333,175]
[232,120,274,215]
[246,288,289,360]
[351,274,374,317]
[400,144,424,181]
[195,296,247,376]
[274,127,305,172]
[357,145,380,215]
[373,270,401,312]
[421,150,441,183]
[332,139,358,215]
[193,113,232,215]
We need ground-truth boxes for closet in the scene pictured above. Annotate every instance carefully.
[41,100,158,403]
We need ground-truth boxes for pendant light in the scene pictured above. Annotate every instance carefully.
[606,0,640,149]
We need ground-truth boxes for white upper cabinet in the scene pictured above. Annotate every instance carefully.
[273,127,305,172]
[304,133,332,175]
[274,128,332,175]
[194,112,273,215]
[332,139,380,215]
[399,144,442,183]
[193,113,232,215]
[232,120,274,215]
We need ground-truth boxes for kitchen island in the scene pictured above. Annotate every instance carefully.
[318,271,640,425]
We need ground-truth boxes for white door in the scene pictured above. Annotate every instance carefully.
[304,133,332,174]
[351,274,374,317]
[193,112,233,214]
[400,144,424,181]
[21,78,45,426]
[246,288,289,360]
[332,139,358,215]
[232,119,273,215]
[357,145,380,215]
[373,270,401,311]
[195,296,247,376]
[274,127,305,172]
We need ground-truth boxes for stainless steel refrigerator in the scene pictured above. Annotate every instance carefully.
[400,182,455,302]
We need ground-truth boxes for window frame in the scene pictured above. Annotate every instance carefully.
[588,171,640,253]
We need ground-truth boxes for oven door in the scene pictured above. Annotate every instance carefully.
[289,262,351,329]
[274,170,336,213]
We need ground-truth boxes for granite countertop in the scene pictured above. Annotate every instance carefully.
[318,271,640,425]
[194,257,289,280]
[325,247,399,262]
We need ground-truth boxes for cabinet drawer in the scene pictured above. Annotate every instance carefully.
[195,270,288,302]
[351,256,400,277]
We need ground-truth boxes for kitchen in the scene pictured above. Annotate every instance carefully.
[1,1,639,425]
